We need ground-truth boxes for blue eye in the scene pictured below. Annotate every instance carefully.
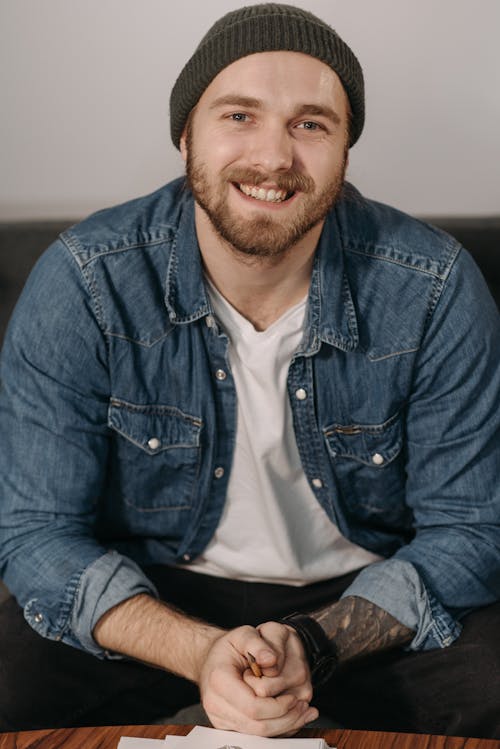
[298,121,320,130]
[230,113,248,122]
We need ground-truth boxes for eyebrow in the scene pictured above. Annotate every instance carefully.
[209,95,263,111]
[294,103,341,126]
[209,95,341,125]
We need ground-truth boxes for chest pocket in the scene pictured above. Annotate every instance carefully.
[323,412,410,526]
[108,399,202,512]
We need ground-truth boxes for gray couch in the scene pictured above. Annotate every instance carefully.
[1,215,499,605]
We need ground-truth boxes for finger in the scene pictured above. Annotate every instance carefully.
[203,677,299,733]
[228,625,278,672]
[279,708,320,738]
[256,621,290,674]
[242,667,313,703]
[208,696,319,738]
[205,662,298,719]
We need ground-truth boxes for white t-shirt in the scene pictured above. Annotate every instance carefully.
[188,282,382,585]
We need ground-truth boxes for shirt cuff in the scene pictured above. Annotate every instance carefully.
[341,558,462,650]
[70,550,158,658]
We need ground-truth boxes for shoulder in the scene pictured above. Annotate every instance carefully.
[59,177,190,267]
[335,183,461,282]
[328,185,497,359]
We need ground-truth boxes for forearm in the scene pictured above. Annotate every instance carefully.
[312,595,414,663]
[93,593,224,682]
[94,594,315,735]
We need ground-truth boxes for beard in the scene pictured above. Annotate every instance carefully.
[185,129,348,259]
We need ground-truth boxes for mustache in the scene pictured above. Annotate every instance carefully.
[223,167,315,194]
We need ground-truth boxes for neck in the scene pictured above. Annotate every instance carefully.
[194,204,322,331]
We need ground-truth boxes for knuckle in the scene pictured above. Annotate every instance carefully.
[299,685,313,702]
[253,681,270,698]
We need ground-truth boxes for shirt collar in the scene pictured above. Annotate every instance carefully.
[166,187,359,352]
[165,193,211,324]
[301,205,359,355]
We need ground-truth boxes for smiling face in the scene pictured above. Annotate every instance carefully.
[180,51,350,259]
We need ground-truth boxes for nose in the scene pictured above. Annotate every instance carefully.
[247,121,294,174]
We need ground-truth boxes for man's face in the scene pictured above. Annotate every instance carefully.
[180,51,350,259]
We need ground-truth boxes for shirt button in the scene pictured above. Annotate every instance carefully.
[34,612,43,623]
[215,369,227,381]
[183,553,191,562]
[206,315,216,328]
[214,466,225,479]
[372,453,385,465]
[312,478,323,489]
[295,388,307,400]
[147,437,161,450]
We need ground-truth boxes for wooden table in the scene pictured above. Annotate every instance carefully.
[0,724,499,749]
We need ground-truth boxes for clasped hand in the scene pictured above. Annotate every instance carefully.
[197,621,318,736]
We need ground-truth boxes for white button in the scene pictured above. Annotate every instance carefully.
[215,369,227,381]
[147,437,161,450]
[214,466,225,479]
[312,478,323,489]
[206,315,216,328]
[295,388,307,400]
[34,612,43,623]
[183,553,191,562]
[372,453,384,465]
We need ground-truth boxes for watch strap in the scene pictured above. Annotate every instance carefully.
[279,612,338,688]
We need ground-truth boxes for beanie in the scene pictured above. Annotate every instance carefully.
[169,3,364,149]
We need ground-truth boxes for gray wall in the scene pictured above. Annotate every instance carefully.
[1,0,499,219]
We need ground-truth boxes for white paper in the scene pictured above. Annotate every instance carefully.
[118,738,167,748]
[165,725,330,748]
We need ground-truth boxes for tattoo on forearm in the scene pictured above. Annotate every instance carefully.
[313,595,414,663]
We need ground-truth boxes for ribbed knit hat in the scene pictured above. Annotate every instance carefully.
[170,3,364,149]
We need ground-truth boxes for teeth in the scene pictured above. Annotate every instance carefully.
[239,184,288,203]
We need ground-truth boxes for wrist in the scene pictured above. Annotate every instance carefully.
[279,613,338,689]
[186,622,226,683]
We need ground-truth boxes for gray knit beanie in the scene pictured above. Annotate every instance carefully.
[170,3,364,149]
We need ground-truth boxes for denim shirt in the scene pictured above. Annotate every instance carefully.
[1,179,499,658]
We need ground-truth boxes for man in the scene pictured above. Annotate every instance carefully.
[0,3,499,738]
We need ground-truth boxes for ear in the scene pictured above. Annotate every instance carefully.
[179,127,188,163]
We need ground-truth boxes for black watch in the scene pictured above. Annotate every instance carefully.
[279,613,338,688]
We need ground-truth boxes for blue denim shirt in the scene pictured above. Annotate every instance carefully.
[1,179,499,658]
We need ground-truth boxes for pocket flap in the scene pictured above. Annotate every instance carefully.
[108,399,201,454]
[324,413,402,467]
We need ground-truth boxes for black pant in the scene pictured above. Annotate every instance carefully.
[1,566,500,737]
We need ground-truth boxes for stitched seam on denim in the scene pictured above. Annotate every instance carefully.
[109,397,201,425]
[104,329,174,347]
[346,247,444,279]
[80,263,108,337]
[165,235,210,323]
[61,234,174,268]
[423,245,463,330]
[60,233,147,345]
[58,238,105,331]
[110,424,199,452]
[123,496,191,513]
[325,408,402,434]
[368,346,420,362]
